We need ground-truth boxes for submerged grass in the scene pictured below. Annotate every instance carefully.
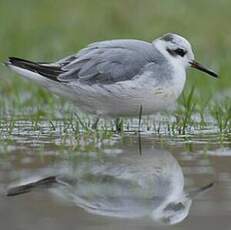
[211,98,231,134]
[174,86,196,135]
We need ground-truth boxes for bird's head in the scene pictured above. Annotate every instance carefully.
[153,33,218,78]
[151,195,192,225]
[151,182,214,225]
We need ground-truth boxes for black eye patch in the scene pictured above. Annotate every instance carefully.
[174,48,187,57]
[167,48,187,57]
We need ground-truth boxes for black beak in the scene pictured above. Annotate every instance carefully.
[187,182,214,199]
[190,60,218,78]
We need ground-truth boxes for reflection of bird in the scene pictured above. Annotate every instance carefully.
[5,33,217,120]
[7,148,213,225]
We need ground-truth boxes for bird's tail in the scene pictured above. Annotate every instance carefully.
[5,57,63,82]
[6,176,58,197]
[4,57,76,99]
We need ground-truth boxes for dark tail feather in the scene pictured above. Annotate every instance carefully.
[6,176,57,197]
[6,57,64,81]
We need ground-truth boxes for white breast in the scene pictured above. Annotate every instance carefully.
[68,69,186,117]
[170,63,186,99]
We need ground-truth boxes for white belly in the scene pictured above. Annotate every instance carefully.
[69,71,186,117]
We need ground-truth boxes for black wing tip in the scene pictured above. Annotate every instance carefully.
[8,56,33,64]
[4,57,24,67]
[6,176,58,197]
[6,185,32,197]
[8,57,16,62]
[4,57,64,82]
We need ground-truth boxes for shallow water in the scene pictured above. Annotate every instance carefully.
[1,120,231,230]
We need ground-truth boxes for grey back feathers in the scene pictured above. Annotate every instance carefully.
[57,39,168,84]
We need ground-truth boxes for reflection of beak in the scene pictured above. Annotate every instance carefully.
[188,182,214,199]
[190,60,218,78]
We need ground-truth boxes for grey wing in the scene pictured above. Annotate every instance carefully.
[56,40,160,85]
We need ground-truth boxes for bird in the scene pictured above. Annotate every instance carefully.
[5,33,218,125]
[6,147,214,225]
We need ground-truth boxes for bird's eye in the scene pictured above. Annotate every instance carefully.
[174,48,187,57]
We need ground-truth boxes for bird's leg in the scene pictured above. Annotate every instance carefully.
[115,118,123,133]
[138,104,143,155]
[138,104,143,132]
[91,115,101,130]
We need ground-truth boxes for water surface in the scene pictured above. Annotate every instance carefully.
[0,120,231,230]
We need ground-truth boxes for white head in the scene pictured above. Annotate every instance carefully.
[151,182,214,225]
[151,194,192,225]
[153,33,218,78]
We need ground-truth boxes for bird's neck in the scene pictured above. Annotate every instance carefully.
[153,40,186,98]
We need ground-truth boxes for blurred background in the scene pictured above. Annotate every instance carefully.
[1,2,231,229]
[0,0,230,113]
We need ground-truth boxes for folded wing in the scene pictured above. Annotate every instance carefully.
[57,39,158,84]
